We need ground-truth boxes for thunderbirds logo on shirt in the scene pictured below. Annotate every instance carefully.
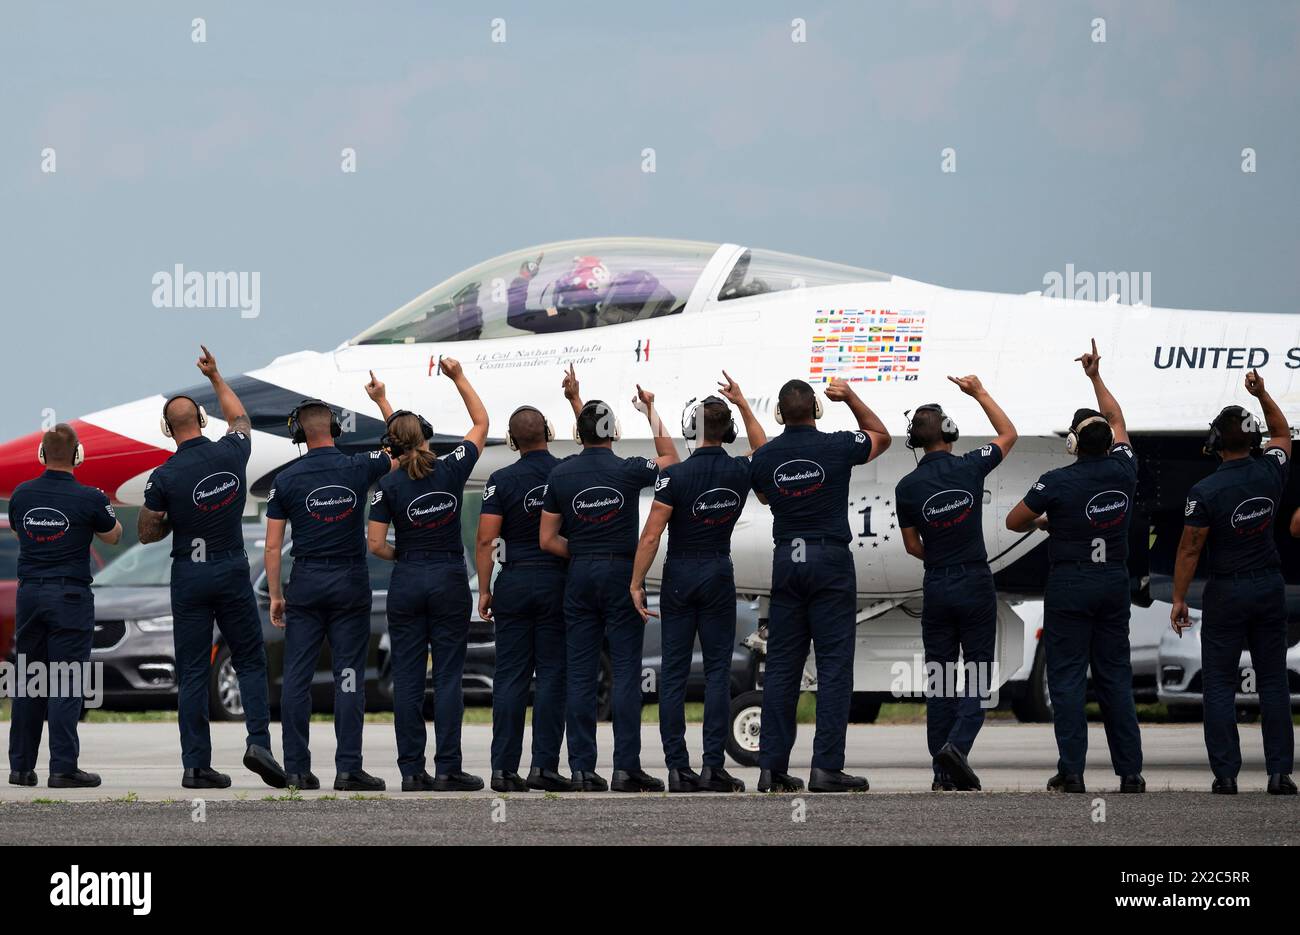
[1230,497,1274,536]
[572,486,624,524]
[523,485,547,513]
[922,489,974,528]
[808,307,927,384]
[691,488,741,525]
[306,485,357,523]
[1085,490,1129,529]
[407,491,459,528]
[773,459,825,497]
[22,507,69,542]
[193,472,241,512]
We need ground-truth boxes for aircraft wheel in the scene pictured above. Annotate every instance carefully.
[1011,643,1053,723]
[726,690,766,768]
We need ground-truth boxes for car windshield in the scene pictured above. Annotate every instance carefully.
[93,539,173,586]
[351,238,718,344]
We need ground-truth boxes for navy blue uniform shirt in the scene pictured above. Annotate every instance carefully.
[748,424,873,545]
[1022,442,1138,564]
[7,471,117,583]
[541,447,658,556]
[895,443,1003,569]
[1184,446,1290,576]
[481,449,563,565]
[143,432,252,558]
[368,442,479,556]
[653,445,751,555]
[266,446,392,559]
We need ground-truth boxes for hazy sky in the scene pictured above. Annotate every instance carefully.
[1,0,1297,439]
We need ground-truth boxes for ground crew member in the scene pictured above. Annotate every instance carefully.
[629,371,764,793]
[6,424,122,788]
[367,356,488,792]
[477,403,571,793]
[137,346,287,789]
[263,372,396,792]
[1006,340,1144,794]
[1171,370,1294,795]
[748,377,891,793]
[539,366,679,792]
[895,375,1017,792]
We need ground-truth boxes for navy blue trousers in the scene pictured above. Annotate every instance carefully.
[7,580,95,774]
[564,555,644,772]
[171,554,272,769]
[386,556,469,777]
[280,559,372,774]
[1200,572,1294,779]
[921,563,997,776]
[1043,562,1142,777]
[760,542,857,773]
[489,562,568,773]
[658,555,736,769]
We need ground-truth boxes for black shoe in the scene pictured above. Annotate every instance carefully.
[401,770,437,792]
[758,769,804,793]
[611,768,665,792]
[432,771,484,792]
[182,767,232,789]
[570,770,608,792]
[808,767,869,793]
[48,769,101,789]
[284,771,320,791]
[334,770,385,792]
[699,766,745,792]
[931,776,956,792]
[1119,774,1146,793]
[8,770,37,787]
[491,770,528,793]
[936,743,981,791]
[243,745,287,789]
[1212,776,1238,795]
[1047,772,1086,793]
[1267,774,1297,796]
[526,767,574,792]
[667,767,703,793]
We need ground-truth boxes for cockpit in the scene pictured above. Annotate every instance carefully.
[350,238,888,345]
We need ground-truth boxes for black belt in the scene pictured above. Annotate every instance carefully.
[295,555,365,566]
[501,559,565,569]
[174,548,247,563]
[1210,566,1280,581]
[571,552,634,562]
[666,550,732,560]
[398,549,463,562]
[19,576,90,587]
[775,538,847,548]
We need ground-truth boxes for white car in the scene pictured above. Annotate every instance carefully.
[1157,613,1300,715]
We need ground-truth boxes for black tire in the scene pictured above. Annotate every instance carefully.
[849,693,883,724]
[209,644,245,722]
[596,651,614,722]
[1011,643,1053,723]
[726,689,766,768]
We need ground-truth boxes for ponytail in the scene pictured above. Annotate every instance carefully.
[401,449,437,480]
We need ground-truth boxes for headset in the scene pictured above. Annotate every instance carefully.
[160,395,209,439]
[573,399,621,444]
[904,403,959,450]
[506,404,556,452]
[381,410,435,457]
[1065,415,1112,456]
[287,399,341,445]
[681,395,737,445]
[37,437,85,468]
[773,392,824,426]
[1203,404,1263,457]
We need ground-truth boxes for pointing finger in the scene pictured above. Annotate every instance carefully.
[1090,337,1098,356]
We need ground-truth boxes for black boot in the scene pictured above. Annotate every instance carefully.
[335,770,385,792]
[48,769,101,789]
[8,770,37,787]
[1047,772,1086,793]
[570,770,608,792]
[936,743,981,791]
[699,766,745,792]
[611,769,665,792]
[1211,776,1238,794]
[526,767,574,792]
[808,767,869,793]
[1119,774,1146,793]
[284,771,320,790]
[758,769,804,793]
[491,770,529,793]
[243,745,287,789]
[667,767,703,793]
[1267,774,1296,795]
[401,770,437,792]
[182,767,232,789]
[432,771,485,792]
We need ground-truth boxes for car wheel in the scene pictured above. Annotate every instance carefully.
[209,645,245,721]
[596,651,613,722]
[1011,643,1053,723]
[849,693,883,724]
[726,689,766,768]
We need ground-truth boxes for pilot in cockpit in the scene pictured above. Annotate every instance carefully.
[506,252,675,334]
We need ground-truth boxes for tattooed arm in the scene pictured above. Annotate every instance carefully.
[137,507,171,544]
[197,345,252,436]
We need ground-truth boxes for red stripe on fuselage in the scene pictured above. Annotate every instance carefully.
[0,420,171,504]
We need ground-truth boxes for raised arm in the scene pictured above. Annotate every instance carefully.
[825,378,891,460]
[365,370,396,422]
[948,374,1017,457]
[630,501,671,622]
[717,370,767,453]
[634,384,680,469]
[561,363,584,419]
[1077,339,1127,447]
[196,345,251,436]
[438,356,489,454]
[1245,369,1291,459]
[475,512,503,622]
[264,518,287,629]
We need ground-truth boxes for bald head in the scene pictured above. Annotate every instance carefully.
[164,396,201,436]
[509,407,548,450]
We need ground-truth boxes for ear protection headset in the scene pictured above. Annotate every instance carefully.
[1203,405,1263,457]
[682,396,738,444]
[1065,415,1112,456]
[506,405,556,452]
[160,395,209,439]
[773,392,824,426]
[381,410,435,457]
[287,399,342,445]
[37,438,85,468]
[904,403,959,450]
[573,400,621,444]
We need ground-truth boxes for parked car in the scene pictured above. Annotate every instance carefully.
[3,514,105,665]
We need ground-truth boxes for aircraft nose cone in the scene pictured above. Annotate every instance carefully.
[0,420,170,502]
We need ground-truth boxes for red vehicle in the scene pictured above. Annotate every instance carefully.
[0,515,105,661]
